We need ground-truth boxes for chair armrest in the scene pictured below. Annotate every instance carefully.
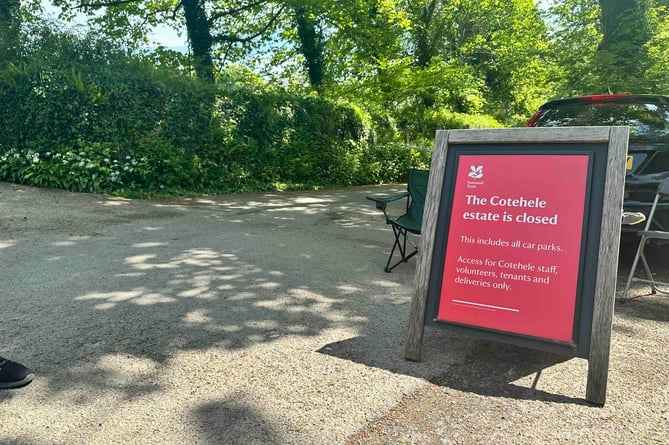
[366,192,410,211]
[638,230,669,240]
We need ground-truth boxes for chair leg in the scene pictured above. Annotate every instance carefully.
[623,235,645,299]
[623,235,669,297]
[384,226,419,273]
[384,225,404,272]
[638,242,658,294]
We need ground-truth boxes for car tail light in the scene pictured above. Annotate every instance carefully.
[581,94,632,101]
[526,111,542,127]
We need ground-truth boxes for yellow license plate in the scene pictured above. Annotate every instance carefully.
[626,155,633,170]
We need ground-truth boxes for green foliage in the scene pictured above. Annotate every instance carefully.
[0,22,215,154]
[8,1,668,198]
[359,142,433,184]
[317,0,554,134]
[216,87,375,187]
[0,146,118,193]
[644,5,669,91]
[425,109,503,131]
[548,0,669,96]
[0,19,424,195]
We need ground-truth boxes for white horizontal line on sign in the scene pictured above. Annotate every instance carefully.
[452,299,520,312]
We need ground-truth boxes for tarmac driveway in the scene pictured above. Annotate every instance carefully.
[0,182,667,444]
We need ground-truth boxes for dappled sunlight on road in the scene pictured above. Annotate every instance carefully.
[145,185,408,231]
[51,235,94,247]
[0,182,444,444]
[97,197,132,207]
[133,241,168,248]
[64,232,376,364]
[371,279,405,288]
[2,182,669,445]
[76,288,178,309]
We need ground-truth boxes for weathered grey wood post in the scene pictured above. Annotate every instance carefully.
[586,126,628,405]
[404,131,448,362]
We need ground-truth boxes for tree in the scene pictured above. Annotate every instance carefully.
[548,0,665,94]
[0,0,20,28]
[598,0,651,51]
[0,0,20,65]
[397,0,553,118]
[51,0,286,82]
[405,0,450,68]
[643,1,669,91]
[595,0,652,88]
[293,5,324,93]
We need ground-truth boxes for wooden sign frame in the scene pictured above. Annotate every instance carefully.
[404,127,628,405]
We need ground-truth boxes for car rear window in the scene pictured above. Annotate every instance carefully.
[531,101,669,140]
[643,150,669,174]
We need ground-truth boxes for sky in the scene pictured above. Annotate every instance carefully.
[150,27,188,49]
[40,0,188,48]
[39,0,552,51]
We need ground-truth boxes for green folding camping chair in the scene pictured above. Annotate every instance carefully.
[367,169,430,272]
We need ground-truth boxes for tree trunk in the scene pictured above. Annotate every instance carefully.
[598,0,650,51]
[414,0,439,68]
[295,7,324,94]
[182,0,215,82]
[0,0,19,25]
[0,0,20,65]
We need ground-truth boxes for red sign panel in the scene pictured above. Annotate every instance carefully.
[437,154,589,343]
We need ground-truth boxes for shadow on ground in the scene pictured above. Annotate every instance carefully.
[195,395,284,445]
[319,239,669,407]
[2,183,667,443]
[318,334,588,405]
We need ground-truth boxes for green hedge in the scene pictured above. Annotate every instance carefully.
[0,24,430,195]
[218,90,367,187]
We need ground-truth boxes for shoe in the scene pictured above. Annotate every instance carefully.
[0,356,35,389]
[622,211,646,226]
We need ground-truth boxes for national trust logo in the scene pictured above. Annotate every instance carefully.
[468,165,483,179]
[466,165,484,188]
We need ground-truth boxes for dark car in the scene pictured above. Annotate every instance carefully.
[526,94,669,231]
